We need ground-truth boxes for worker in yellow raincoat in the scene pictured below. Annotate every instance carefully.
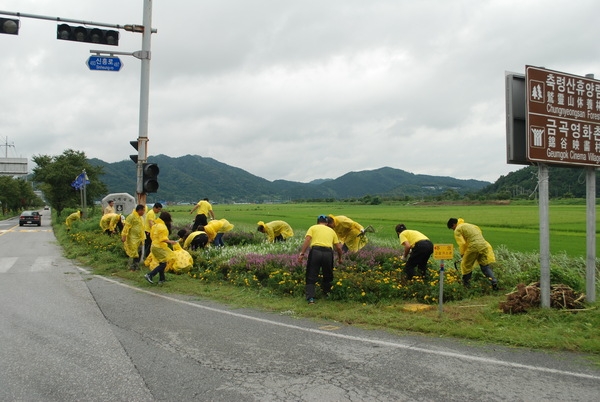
[326,215,368,252]
[99,213,123,235]
[144,211,178,284]
[199,218,234,247]
[121,204,146,271]
[257,220,294,243]
[447,217,498,290]
[65,210,81,231]
[143,202,163,258]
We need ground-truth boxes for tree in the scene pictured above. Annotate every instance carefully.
[0,176,20,215]
[0,176,40,215]
[31,149,107,217]
[16,178,41,208]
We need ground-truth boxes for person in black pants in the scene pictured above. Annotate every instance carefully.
[395,223,434,280]
[298,215,344,304]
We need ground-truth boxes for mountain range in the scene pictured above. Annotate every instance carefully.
[90,154,490,203]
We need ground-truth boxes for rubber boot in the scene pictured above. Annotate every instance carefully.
[480,265,498,290]
[462,272,472,288]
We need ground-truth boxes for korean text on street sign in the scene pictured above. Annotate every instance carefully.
[526,65,600,167]
[433,244,454,260]
[86,55,122,72]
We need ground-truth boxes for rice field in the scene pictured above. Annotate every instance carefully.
[168,202,598,257]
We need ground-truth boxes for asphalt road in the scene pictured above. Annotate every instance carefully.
[1,212,599,401]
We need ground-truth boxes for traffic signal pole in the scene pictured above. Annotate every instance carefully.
[1,0,156,206]
[136,0,153,206]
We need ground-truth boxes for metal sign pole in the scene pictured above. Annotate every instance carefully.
[538,164,551,308]
[586,167,596,303]
[438,260,445,316]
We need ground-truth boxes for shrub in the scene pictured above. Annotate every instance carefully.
[62,220,599,305]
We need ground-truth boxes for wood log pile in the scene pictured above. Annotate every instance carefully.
[499,282,586,314]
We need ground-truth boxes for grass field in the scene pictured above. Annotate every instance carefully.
[167,202,598,257]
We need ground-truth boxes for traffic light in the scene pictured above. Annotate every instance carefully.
[142,163,159,193]
[0,18,19,35]
[130,140,139,163]
[57,24,119,46]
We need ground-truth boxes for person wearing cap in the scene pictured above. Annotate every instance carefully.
[190,198,215,232]
[257,220,294,243]
[103,200,115,215]
[143,202,163,258]
[447,217,498,290]
[298,215,344,304]
[326,214,368,252]
[395,224,434,280]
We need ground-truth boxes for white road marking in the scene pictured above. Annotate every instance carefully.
[79,266,600,382]
[31,256,56,272]
[0,257,18,273]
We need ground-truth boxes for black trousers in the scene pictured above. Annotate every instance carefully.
[192,214,208,232]
[305,246,334,299]
[148,262,167,281]
[405,240,434,280]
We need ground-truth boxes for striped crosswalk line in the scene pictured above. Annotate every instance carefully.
[0,257,58,273]
[0,257,18,273]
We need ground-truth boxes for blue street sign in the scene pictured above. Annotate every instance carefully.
[86,55,122,72]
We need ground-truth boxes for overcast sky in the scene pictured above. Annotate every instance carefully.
[1,0,598,183]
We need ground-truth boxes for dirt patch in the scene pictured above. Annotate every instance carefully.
[499,282,586,314]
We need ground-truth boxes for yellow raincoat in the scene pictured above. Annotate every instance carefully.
[65,211,81,229]
[122,209,146,258]
[148,217,175,263]
[453,218,495,275]
[327,215,367,252]
[145,242,193,273]
[100,213,121,233]
[203,219,234,243]
[258,220,294,242]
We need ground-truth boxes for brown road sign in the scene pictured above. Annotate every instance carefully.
[526,65,600,167]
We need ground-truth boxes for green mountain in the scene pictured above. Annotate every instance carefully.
[90,154,490,203]
[477,165,600,199]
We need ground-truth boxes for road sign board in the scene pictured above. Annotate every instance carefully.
[526,66,600,167]
[433,244,454,260]
[86,55,122,72]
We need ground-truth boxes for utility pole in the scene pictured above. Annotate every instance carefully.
[135,0,153,206]
[0,137,15,158]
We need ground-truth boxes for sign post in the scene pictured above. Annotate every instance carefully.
[526,66,599,305]
[434,244,454,316]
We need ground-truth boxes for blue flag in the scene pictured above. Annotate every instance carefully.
[71,172,90,190]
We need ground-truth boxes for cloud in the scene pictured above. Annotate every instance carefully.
[1,0,599,184]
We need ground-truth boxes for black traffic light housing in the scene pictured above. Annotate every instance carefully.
[57,24,119,46]
[142,163,159,193]
[0,18,19,35]
[130,140,139,163]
